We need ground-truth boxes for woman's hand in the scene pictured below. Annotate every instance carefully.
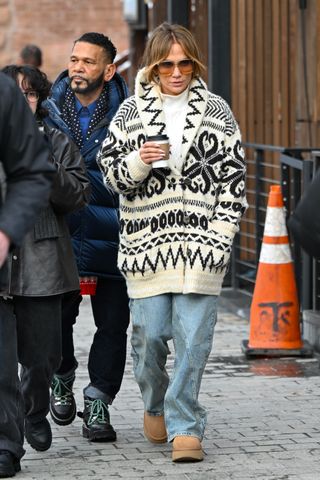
[139,141,166,165]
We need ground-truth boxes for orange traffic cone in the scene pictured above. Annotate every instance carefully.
[242,185,312,357]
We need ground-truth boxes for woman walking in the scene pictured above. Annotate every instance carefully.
[97,23,247,462]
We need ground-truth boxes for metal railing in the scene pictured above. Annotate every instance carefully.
[231,143,317,311]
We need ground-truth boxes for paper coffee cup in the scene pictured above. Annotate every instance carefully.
[147,134,170,168]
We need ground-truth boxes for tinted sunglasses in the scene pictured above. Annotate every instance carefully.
[156,59,194,75]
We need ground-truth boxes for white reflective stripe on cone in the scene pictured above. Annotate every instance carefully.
[259,243,292,264]
[264,207,287,237]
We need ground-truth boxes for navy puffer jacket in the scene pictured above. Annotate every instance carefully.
[43,70,128,279]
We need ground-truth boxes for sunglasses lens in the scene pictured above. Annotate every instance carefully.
[179,60,194,74]
[157,61,174,74]
[157,60,194,75]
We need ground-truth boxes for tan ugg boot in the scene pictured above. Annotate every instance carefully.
[143,412,167,444]
[172,435,203,462]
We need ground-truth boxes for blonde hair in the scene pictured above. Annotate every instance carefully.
[141,22,206,83]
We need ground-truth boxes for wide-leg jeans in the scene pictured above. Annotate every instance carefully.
[130,293,218,442]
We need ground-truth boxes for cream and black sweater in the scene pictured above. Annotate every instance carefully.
[97,69,247,299]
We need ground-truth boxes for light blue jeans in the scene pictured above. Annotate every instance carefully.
[130,293,218,442]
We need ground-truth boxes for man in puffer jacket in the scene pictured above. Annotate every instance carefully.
[43,32,130,442]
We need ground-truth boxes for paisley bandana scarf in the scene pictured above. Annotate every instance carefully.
[61,83,109,149]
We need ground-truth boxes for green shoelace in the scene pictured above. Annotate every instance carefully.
[52,376,74,406]
[85,398,109,426]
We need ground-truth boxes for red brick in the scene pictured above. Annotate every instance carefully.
[0,0,129,81]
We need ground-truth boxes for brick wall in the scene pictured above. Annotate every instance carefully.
[0,0,129,81]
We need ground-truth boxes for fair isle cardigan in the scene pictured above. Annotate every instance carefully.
[97,68,247,299]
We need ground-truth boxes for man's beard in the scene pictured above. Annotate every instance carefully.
[70,72,105,95]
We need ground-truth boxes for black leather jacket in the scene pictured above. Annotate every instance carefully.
[0,74,54,290]
[0,74,53,247]
[7,124,91,296]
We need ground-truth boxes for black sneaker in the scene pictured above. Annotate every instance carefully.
[79,396,116,442]
[0,451,20,478]
[50,374,76,426]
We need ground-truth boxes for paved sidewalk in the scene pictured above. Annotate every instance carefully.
[18,295,320,480]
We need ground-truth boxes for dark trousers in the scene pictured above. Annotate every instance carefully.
[57,278,130,401]
[0,295,62,459]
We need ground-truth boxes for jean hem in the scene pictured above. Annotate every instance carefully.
[145,411,164,417]
[168,432,202,443]
[84,384,114,405]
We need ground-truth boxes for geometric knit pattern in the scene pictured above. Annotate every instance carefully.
[97,68,247,299]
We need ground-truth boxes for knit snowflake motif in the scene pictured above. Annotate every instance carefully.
[183,131,223,194]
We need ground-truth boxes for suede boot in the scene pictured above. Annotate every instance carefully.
[172,435,203,462]
[143,413,167,444]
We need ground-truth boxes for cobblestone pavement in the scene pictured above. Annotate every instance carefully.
[18,295,320,480]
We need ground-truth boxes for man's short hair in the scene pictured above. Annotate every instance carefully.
[20,44,42,68]
[75,32,117,63]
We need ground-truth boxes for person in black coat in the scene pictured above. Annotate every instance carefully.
[0,72,54,478]
[1,64,90,475]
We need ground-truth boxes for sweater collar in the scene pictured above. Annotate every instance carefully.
[135,68,208,160]
[160,87,189,105]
